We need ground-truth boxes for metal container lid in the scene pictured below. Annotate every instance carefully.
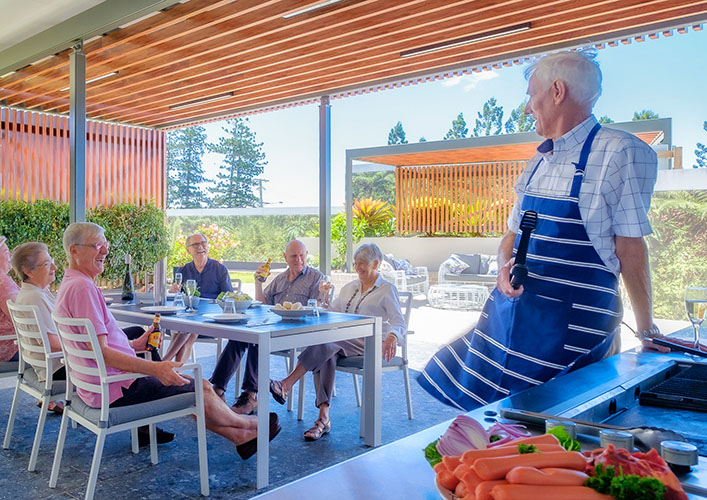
[599,429,634,450]
[660,440,698,466]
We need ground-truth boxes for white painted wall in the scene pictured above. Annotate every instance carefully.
[300,236,502,271]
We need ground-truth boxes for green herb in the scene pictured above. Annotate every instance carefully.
[489,435,502,442]
[585,463,665,500]
[424,439,442,468]
[518,443,539,454]
[547,426,581,451]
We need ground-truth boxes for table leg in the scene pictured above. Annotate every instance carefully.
[256,334,271,489]
[362,317,382,446]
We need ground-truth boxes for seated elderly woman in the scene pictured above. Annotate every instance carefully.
[269,243,405,441]
[11,242,65,413]
[0,236,20,362]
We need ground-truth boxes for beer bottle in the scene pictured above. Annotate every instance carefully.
[256,257,272,283]
[121,254,134,301]
[146,313,162,352]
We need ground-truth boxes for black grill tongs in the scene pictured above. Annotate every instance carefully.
[510,210,538,290]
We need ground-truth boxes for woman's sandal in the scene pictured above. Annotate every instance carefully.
[304,418,331,441]
[269,380,287,405]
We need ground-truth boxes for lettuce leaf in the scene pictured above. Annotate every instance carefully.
[424,439,443,468]
[547,426,581,451]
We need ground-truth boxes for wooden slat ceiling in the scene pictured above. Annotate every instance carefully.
[1,0,705,130]
[358,131,664,166]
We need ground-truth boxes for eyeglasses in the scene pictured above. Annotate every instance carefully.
[36,259,55,268]
[75,241,110,251]
[188,241,208,248]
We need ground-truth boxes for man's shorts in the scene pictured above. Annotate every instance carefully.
[110,376,195,408]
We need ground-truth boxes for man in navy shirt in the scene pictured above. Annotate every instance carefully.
[164,233,233,362]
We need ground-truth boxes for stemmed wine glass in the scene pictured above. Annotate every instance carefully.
[174,272,183,290]
[185,279,197,313]
[685,287,707,349]
[319,275,332,306]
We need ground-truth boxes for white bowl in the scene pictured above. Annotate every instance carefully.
[218,299,253,312]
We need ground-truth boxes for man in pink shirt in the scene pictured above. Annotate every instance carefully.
[54,222,280,459]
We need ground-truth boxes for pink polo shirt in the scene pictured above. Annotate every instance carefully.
[55,269,136,408]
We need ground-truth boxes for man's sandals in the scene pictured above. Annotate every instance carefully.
[304,418,331,441]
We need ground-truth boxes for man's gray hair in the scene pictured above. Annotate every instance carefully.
[186,233,208,245]
[11,242,48,281]
[525,49,602,109]
[62,222,105,260]
[353,243,383,265]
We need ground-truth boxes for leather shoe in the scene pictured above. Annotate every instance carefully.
[269,380,287,405]
[236,412,281,460]
[137,426,175,447]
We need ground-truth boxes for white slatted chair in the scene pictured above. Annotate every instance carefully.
[3,301,65,471]
[50,313,209,500]
[334,291,415,420]
[0,305,18,379]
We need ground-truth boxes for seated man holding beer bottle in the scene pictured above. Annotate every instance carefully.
[55,223,280,459]
[165,232,233,362]
[210,239,323,414]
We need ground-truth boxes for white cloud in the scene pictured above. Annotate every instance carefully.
[439,71,500,91]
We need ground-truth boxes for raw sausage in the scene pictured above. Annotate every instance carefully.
[491,484,613,500]
[474,451,587,480]
[461,443,564,464]
[475,479,507,500]
[495,434,561,448]
[434,461,460,491]
[506,466,589,486]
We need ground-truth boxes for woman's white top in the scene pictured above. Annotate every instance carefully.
[15,282,59,381]
[330,274,406,345]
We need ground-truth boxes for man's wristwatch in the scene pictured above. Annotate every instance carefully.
[635,323,661,340]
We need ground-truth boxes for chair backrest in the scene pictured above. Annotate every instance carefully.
[231,278,242,293]
[52,313,112,421]
[6,300,55,380]
[397,292,413,333]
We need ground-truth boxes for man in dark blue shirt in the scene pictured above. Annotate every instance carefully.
[164,233,233,362]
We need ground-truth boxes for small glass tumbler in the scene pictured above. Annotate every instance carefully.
[173,293,185,309]
[307,299,319,318]
[223,298,236,314]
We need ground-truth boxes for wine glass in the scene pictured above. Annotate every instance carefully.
[685,287,707,348]
[185,279,197,313]
[174,272,183,291]
[319,275,332,305]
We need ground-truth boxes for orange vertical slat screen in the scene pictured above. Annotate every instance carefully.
[0,108,165,209]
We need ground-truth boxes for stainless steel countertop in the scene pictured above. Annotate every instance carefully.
[252,348,707,500]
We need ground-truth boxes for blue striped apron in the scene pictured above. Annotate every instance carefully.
[419,124,623,411]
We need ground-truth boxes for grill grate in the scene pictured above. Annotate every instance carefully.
[639,364,707,413]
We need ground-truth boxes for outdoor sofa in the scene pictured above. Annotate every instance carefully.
[437,253,498,287]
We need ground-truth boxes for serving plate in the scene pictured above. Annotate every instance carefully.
[271,308,311,319]
[203,313,248,324]
[250,300,262,308]
[140,305,183,315]
[104,297,114,305]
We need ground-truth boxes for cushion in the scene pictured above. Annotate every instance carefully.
[488,259,499,275]
[22,367,66,396]
[336,355,403,369]
[378,260,395,273]
[0,361,19,374]
[444,274,497,283]
[69,391,197,428]
[442,255,469,275]
[454,253,481,274]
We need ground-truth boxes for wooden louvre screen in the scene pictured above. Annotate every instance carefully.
[395,161,526,235]
[0,107,165,208]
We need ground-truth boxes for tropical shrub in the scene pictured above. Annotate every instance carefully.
[353,197,395,237]
[167,223,240,271]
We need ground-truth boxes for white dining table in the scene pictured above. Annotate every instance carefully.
[109,300,382,489]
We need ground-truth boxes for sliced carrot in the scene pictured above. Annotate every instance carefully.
[495,434,561,448]
[475,479,507,500]
[506,466,589,486]
[474,451,587,481]
[461,443,564,465]
[491,484,613,500]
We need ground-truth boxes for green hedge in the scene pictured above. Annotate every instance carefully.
[0,200,169,284]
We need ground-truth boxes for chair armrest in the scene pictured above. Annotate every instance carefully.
[47,351,64,359]
[176,362,202,380]
[413,267,428,276]
[406,330,415,336]
[104,372,151,383]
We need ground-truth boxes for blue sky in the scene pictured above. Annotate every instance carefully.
[201,29,706,207]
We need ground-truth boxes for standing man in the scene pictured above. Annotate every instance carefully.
[210,240,322,414]
[164,233,233,362]
[420,50,660,410]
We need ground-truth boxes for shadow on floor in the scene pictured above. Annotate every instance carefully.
[0,353,460,499]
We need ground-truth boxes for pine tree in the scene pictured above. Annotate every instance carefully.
[419,137,427,142]
[598,116,615,124]
[387,121,408,145]
[443,113,468,140]
[632,110,660,121]
[504,100,535,133]
[695,121,707,168]
[208,118,267,208]
[472,97,504,136]
[166,126,210,208]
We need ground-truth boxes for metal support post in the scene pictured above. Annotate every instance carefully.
[69,40,86,223]
[318,96,332,275]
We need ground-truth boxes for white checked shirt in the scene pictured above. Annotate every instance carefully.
[508,115,658,275]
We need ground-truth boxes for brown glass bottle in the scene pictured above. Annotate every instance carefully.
[146,313,162,352]
[256,258,272,282]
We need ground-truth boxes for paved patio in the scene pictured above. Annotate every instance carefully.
[0,286,690,499]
